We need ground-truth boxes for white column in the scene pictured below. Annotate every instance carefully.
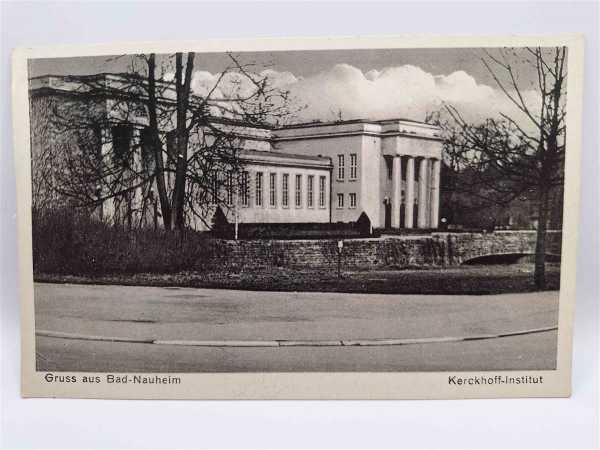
[100,127,114,224]
[429,158,441,228]
[417,158,429,228]
[132,128,143,227]
[391,155,402,229]
[404,157,415,228]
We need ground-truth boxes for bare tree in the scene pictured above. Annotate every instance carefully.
[31,52,295,231]
[443,46,567,289]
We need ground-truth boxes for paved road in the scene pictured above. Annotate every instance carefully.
[34,283,559,372]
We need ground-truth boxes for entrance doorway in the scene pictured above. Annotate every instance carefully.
[400,203,406,228]
[384,201,391,228]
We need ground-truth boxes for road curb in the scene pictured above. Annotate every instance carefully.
[154,339,280,347]
[36,326,558,347]
[36,330,154,344]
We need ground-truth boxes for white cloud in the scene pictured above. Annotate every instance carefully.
[183,63,542,129]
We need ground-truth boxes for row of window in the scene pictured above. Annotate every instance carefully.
[220,172,328,209]
[337,153,358,181]
[113,126,358,211]
[336,193,358,209]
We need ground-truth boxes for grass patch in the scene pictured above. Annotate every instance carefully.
[36,263,560,295]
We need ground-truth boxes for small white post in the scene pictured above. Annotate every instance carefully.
[234,191,239,240]
[337,240,344,279]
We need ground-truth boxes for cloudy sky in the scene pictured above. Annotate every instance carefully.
[29,47,551,128]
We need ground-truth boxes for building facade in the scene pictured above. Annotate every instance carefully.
[30,75,443,231]
[231,149,332,226]
[274,120,443,229]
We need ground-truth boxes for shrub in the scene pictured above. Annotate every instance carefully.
[211,206,232,238]
[32,208,213,275]
[211,211,376,240]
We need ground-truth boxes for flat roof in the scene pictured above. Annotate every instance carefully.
[240,149,333,169]
[279,117,435,129]
[274,117,442,141]
[240,149,331,164]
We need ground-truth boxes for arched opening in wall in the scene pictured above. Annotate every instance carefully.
[462,253,562,265]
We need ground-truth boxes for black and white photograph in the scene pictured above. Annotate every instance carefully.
[13,35,583,399]
[3,0,598,446]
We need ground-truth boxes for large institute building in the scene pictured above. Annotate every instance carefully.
[30,75,444,231]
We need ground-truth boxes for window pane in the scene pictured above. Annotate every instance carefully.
[282,174,289,207]
[255,172,263,206]
[337,154,345,179]
[226,171,233,205]
[307,175,314,208]
[211,171,219,204]
[165,129,177,164]
[241,172,249,207]
[111,125,132,165]
[295,174,302,207]
[350,153,357,179]
[269,173,276,206]
[140,127,155,172]
[350,193,356,208]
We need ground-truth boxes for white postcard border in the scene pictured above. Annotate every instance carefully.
[13,33,584,399]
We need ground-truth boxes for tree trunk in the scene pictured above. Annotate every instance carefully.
[534,185,550,289]
[170,52,195,231]
[147,54,172,230]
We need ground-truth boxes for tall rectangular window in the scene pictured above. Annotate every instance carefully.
[210,171,219,204]
[350,153,358,179]
[165,129,177,165]
[255,172,263,207]
[140,127,155,172]
[307,175,314,208]
[349,193,357,209]
[282,174,289,207]
[337,193,344,208]
[241,171,249,207]
[226,171,233,205]
[165,129,177,188]
[111,125,132,166]
[337,154,345,180]
[269,173,277,207]
[319,176,326,208]
[295,174,302,208]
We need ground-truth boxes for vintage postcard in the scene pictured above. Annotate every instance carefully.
[13,34,583,399]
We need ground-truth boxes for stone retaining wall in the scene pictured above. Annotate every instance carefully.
[203,230,562,270]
